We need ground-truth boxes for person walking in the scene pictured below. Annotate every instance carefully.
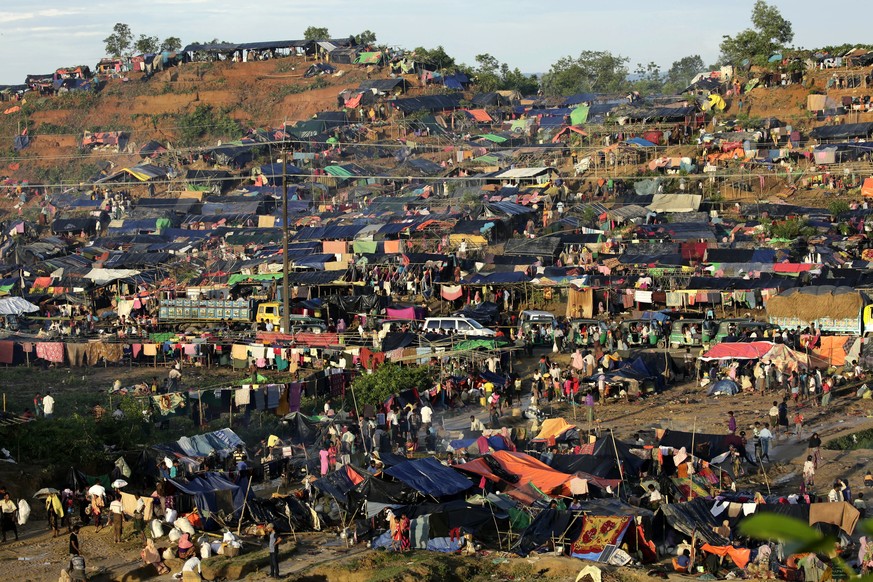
[727,411,737,435]
[793,411,804,438]
[803,455,816,488]
[42,392,55,419]
[109,494,124,543]
[808,432,822,468]
[758,423,773,462]
[0,492,17,542]
[267,523,282,579]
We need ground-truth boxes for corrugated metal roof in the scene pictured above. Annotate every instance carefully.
[494,167,554,179]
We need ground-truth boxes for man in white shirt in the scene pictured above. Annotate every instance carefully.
[43,393,55,419]
[758,423,773,461]
[420,403,433,429]
[109,495,124,543]
[470,415,484,432]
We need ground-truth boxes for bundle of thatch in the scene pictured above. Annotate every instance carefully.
[766,286,864,322]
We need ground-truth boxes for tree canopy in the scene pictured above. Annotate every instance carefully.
[104,23,184,56]
[104,23,133,57]
[356,30,377,45]
[541,50,630,96]
[664,54,706,94]
[413,45,457,71]
[472,53,538,95]
[719,1,794,66]
[304,26,330,41]
[134,34,159,55]
[161,36,182,52]
[350,363,431,406]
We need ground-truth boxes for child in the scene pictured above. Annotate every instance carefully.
[793,411,804,438]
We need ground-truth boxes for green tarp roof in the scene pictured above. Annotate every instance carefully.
[570,105,589,125]
[228,272,282,286]
[478,133,508,143]
[324,165,355,178]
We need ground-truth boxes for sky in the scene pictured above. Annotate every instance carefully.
[1,0,869,85]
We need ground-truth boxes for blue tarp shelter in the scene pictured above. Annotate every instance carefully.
[384,457,473,497]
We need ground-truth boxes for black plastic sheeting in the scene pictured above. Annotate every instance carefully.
[281,412,324,446]
[381,331,417,352]
[809,122,873,140]
[513,509,581,556]
[546,433,646,479]
[658,429,748,463]
[327,295,389,313]
[658,497,729,546]
[454,301,501,325]
[313,466,362,504]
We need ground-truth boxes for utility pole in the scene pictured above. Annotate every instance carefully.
[282,152,290,334]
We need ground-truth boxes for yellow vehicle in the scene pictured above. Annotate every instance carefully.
[256,305,327,333]
[256,302,282,325]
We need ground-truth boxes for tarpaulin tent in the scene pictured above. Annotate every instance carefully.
[813,335,850,367]
[862,177,873,198]
[708,379,739,396]
[547,432,645,480]
[657,497,729,546]
[761,343,829,372]
[647,193,702,213]
[470,451,585,497]
[313,465,366,505]
[513,508,578,556]
[0,297,38,315]
[167,472,253,529]
[532,418,576,442]
[570,105,589,125]
[658,429,746,462]
[699,341,776,361]
[384,457,473,497]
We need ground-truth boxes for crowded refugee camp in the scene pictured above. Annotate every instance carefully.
[5,2,873,581]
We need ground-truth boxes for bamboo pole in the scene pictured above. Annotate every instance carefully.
[690,417,697,500]
[236,474,254,536]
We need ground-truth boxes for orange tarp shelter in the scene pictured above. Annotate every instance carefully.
[813,335,849,366]
[456,450,587,496]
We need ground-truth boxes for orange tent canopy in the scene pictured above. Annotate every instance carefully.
[456,450,586,496]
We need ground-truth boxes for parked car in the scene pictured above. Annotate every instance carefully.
[423,316,496,337]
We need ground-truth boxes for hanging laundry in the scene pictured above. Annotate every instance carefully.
[152,393,186,416]
[36,342,64,363]
[235,385,251,406]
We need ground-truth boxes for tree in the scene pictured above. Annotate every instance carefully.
[104,22,133,57]
[304,26,330,41]
[350,364,432,406]
[161,36,182,52]
[499,63,539,96]
[356,30,377,45]
[471,53,539,95]
[413,45,457,71]
[473,53,501,92]
[134,34,159,55]
[541,50,630,97]
[719,1,794,66]
[664,55,706,94]
[630,61,663,95]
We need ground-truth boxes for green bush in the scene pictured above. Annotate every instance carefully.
[176,104,242,146]
[351,364,432,406]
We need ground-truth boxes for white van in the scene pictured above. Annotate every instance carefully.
[422,316,497,337]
